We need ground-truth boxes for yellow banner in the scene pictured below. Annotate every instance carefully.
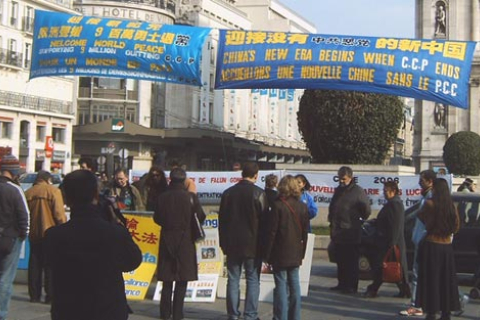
[123,214,160,300]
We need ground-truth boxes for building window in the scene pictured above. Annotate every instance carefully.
[79,77,91,88]
[8,38,16,65]
[0,1,4,25]
[36,125,45,141]
[125,106,136,122]
[77,103,90,125]
[94,77,125,89]
[10,2,17,27]
[0,121,12,138]
[23,6,33,32]
[52,127,65,143]
[210,44,215,64]
[209,73,214,92]
[24,42,30,68]
[20,120,29,147]
[209,102,213,124]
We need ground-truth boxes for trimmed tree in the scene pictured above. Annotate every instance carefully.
[297,89,404,164]
[443,131,480,175]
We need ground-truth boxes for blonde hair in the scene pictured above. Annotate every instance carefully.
[277,175,301,200]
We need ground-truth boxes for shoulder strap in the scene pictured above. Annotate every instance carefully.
[280,197,303,234]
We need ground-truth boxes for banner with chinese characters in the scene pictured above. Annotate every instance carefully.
[215,30,476,108]
[123,214,160,300]
[30,10,211,86]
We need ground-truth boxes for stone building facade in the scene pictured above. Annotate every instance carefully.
[0,0,76,173]
[413,0,480,172]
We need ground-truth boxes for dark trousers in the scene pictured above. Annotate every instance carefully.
[366,245,388,293]
[160,281,188,320]
[335,242,360,291]
[28,241,51,301]
[366,245,410,295]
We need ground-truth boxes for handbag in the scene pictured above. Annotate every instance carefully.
[190,194,205,242]
[382,245,402,283]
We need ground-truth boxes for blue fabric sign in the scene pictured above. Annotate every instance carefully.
[30,10,211,86]
[215,30,476,108]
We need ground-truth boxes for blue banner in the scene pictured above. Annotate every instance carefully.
[215,30,476,108]
[30,10,211,86]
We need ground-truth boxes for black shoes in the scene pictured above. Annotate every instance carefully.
[394,291,412,299]
[329,285,344,291]
[362,290,378,298]
[340,288,357,295]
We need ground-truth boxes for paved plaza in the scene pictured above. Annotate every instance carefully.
[6,250,480,320]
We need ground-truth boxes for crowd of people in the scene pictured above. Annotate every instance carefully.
[0,155,465,320]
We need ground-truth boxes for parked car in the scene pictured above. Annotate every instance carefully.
[328,192,480,278]
[18,172,63,191]
[404,192,480,274]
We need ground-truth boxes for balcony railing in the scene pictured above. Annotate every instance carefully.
[0,90,74,115]
[78,87,139,101]
[0,48,23,68]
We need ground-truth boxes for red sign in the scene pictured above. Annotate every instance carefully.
[45,136,54,158]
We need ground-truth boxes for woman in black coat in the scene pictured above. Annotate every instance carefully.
[264,175,309,320]
[153,168,205,320]
[363,181,410,298]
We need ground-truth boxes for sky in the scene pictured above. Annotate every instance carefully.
[279,0,416,38]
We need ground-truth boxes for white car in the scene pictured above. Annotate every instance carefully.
[18,172,63,191]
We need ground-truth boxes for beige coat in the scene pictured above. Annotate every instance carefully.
[25,181,66,242]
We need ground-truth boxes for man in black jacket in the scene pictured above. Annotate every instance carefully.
[0,154,29,320]
[328,166,371,294]
[44,170,142,320]
[219,162,268,320]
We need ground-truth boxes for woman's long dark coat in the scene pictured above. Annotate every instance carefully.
[376,195,409,283]
[153,183,205,281]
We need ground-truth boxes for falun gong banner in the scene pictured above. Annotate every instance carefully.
[215,30,476,108]
[30,10,211,86]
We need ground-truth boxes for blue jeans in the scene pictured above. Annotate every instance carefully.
[411,244,419,307]
[0,238,23,320]
[273,267,301,320]
[226,256,261,320]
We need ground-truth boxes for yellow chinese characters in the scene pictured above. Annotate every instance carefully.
[376,38,467,61]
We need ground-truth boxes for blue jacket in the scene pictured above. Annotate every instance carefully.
[300,191,318,232]
[408,189,433,246]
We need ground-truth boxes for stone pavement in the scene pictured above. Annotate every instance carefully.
[6,250,480,320]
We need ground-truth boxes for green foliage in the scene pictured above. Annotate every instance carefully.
[297,90,404,164]
[443,131,480,175]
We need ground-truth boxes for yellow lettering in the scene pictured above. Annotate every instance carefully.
[319,50,355,62]
[93,40,125,49]
[348,67,375,82]
[39,59,59,66]
[386,72,413,87]
[435,62,460,79]
[363,53,395,66]
[133,44,165,54]
[85,58,117,66]
[300,65,342,79]
[277,65,294,79]
[265,48,289,61]
[223,51,256,64]
[221,66,271,81]
[294,49,312,61]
